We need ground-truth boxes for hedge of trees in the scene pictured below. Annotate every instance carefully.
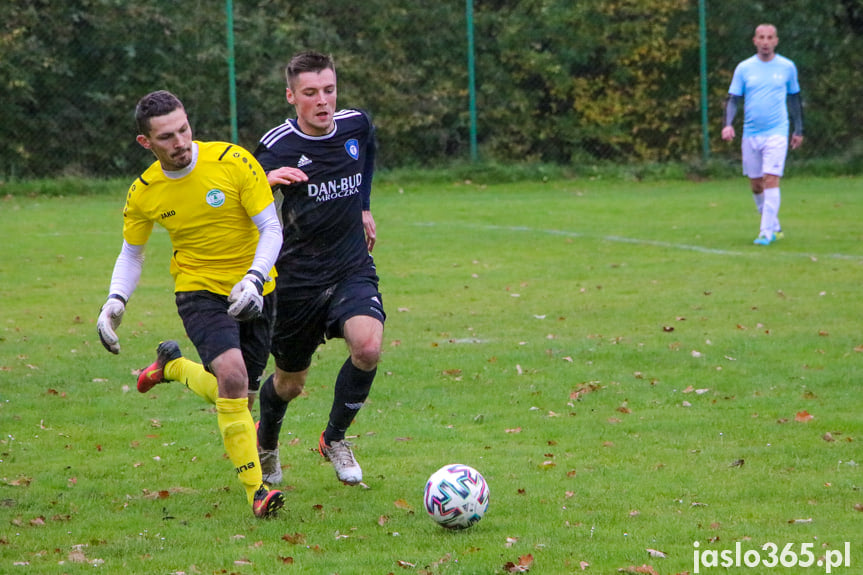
[2,0,863,178]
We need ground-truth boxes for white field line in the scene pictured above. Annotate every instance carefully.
[414,222,863,262]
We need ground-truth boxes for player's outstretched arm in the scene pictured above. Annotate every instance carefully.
[97,242,144,354]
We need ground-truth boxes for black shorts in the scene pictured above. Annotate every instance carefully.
[174,290,276,391]
[271,274,385,373]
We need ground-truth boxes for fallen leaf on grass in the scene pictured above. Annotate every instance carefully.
[503,553,534,572]
[788,518,813,524]
[394,499,412,511]
[5,476,32,487]
[570,382,602,400]
[141,487,192,499]
[646,548,667,558]
[579,560,590,570]
[281,532,306,544]
[823,432,835,442]
[795,411,814,423]
[853,503,863,512]
[398,559,416,568]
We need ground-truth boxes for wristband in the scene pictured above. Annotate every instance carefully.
[246,269,266,284]
[108,294,127,305]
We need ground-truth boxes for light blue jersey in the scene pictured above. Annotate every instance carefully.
[728,54,800,138]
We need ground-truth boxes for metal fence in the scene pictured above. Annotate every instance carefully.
[3,1,862,179]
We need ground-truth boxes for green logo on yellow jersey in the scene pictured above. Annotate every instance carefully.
[206,189,226,207]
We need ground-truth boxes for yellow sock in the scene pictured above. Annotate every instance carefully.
[164,358,218,405]
[216,397,262,505]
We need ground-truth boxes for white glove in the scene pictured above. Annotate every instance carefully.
[228,271,265,321]
[97,296,126,354]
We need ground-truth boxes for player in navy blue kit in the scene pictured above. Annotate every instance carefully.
[253,51,385,486]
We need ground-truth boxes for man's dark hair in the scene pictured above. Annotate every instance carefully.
[135,90,184,135]
[285,51,336,89]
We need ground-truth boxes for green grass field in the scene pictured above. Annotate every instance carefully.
[1,175,862,574]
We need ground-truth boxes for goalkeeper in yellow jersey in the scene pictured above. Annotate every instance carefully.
[96,90,285,518]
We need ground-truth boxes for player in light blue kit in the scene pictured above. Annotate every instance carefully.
[722,23,804,246]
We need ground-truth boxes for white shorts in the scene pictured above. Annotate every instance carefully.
[741,135,788,179]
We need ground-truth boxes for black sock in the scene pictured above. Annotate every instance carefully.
[257,374,289,451]
[324,357,376,444]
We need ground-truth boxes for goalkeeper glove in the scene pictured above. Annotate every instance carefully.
[97,295,126,354]
[228,270,265,321]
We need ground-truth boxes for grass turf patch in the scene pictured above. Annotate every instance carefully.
[1,176,861,573]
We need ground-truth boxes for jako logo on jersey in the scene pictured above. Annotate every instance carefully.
[206,189,226,207]
[298,154,312,167]
[345,139,359,160]
[161,210,176,219]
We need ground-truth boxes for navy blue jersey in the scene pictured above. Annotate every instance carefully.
[254,109,377,291]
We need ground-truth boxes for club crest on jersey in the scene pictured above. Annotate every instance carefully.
[206,189,226,208]
[345,139,359,160]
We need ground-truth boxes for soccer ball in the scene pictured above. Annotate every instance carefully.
[423,463,489,530]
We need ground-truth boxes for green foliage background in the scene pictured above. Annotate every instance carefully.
[2,0,863,177]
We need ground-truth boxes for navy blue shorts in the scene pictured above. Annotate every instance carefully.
[271,275,385,373]
[174,290,275,391]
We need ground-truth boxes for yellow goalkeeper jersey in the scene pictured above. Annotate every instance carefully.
[123,141,276,296]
